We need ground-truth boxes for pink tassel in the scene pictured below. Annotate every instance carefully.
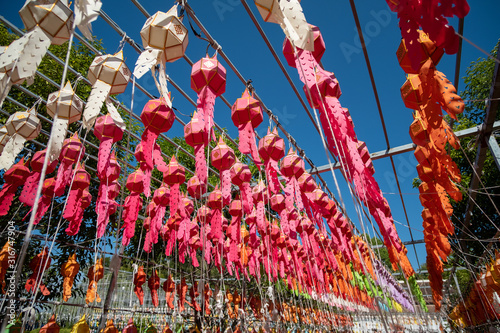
[221,170,232,206]
[265,160,282,194]
[153,144,167,173]
[194,145,207,184]
[143,168,152,198]
[97,138,114,179]
[240,182,253,215]
[122,194,143,246]
[169,184,180,217]
[0,184,16,216]
[19,173,40,207]
[54,161,73,197]
[96,183,110,238]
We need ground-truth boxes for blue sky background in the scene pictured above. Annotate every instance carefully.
[2,0,499,271]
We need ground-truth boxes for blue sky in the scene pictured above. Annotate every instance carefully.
[2,0,500,271]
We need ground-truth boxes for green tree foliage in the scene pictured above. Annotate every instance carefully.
[450,41,500,264]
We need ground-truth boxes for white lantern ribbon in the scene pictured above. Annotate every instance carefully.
[74,0,102,40]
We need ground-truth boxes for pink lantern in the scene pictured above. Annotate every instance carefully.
[184,111,209,185]
[93,115,123,180]
[19,149,58,207]
[0,158,30,216]
[230,159,253,215]
[139,98,175,197]
[228,198,243,267]
[280,149,305,212]
[196,205,213,264]
[191,54,226,141]
[122,169,145,246]
[258,127,285,194]
[270,193,289,236]
[211,136,235,206]
[32,178,56,225]
[143,185,170,253]
[187,175,205,199]
[231,89,263,166]
[164,155,185,218]
[207,187,224,269]
[95,152,121,238]
[177,193,195,265]
[54,133,85,196]
[252,180,268,234]
[63,163,91,236]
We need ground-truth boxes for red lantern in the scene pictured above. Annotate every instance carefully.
[258,127,285,195]
[252,180,268,234]
[122,169,145,246]
[164,155,185,217]
[31,177,56,225]
[191,54,226,142]
[0,158,30,216]
[19,149,58,207]
[148,269,160,307]
[139,98,175,197]
[94,152,121,238]
[280,149,305,212]
[184,111,209,185]
[231,89,263,166]
[25,247,51,296]
[211,136,235,206]
[187,175,205,199]
[230,159,253,215]
[94,115,123,180]
[63,162,91,236]
[207,187,224,269]
[54,133,85,196]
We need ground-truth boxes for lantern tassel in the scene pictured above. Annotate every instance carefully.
[194,145,207,184]
[122,194,143,246]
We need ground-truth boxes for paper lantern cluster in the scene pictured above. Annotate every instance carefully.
[396,29,465,310]
[274,17,412,273]
[0,0,434,329]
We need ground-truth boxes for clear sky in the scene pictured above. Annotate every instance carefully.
[2,0,500,272]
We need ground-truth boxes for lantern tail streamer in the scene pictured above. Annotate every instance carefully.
[74,0,102,40]
[122,194,143,246]
[0,134,27,170]
[198,86,217,141]
[54,161,73,196]
[14,28,52,86]
[47,118,70,163]
[194,145,207,185]
[65,190,91,236]
[133,48,161,79]
[156,62,172,108]
[0,184,16,216]
[20,172,41,207]
[104,99,126,130]
[82,80,111,130]
[221,170,232,206]
[266,160,282,194]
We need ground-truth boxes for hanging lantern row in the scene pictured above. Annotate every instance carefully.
[255,0,413,277]
[396,26,467,311]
